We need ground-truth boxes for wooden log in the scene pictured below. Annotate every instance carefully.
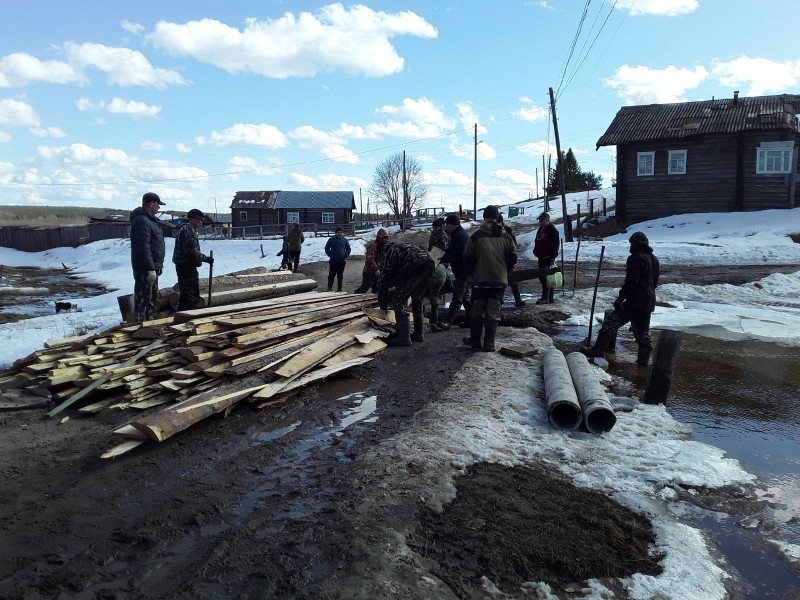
[508,266,560,283]
[643,330,682,405]
[173,289,339,322]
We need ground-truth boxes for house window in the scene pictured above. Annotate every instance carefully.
[287,212,300,223]
[239,211,248,222]
[668,150,687,175]
[322,212,335,224]
[637,152,655,176]
[756,141,794,174]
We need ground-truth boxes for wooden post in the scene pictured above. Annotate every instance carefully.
[207,250,214,307]
[643,330,682,405]
[549,87,572,242]
[585,246,605,345]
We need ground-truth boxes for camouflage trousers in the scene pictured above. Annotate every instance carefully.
[176,264,201,311]
[133,270,159,322]
[379,261,435,314]
[470,287,505,322]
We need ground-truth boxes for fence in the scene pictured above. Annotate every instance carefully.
[0,222,131,253]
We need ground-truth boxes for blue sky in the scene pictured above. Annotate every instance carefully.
[1,0,799,214]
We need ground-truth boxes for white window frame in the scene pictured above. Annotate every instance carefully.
[668,149,687,175]
[322,212,335,224]
[286,212,300,223]
[637,151,655,176]
[239,211,248,222]
[756,141,794,174]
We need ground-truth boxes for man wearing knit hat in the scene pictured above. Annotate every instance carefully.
[580,231,660,365]
[130,192,166,321]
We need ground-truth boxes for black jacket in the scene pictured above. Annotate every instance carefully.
[441,225,469,279]
[618,241,660,312]
[130,206,165,272]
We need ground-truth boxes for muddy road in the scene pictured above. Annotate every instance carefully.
[0,230,796,599]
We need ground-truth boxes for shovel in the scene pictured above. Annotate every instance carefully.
[207,250,214,307]
[584,245,605,346]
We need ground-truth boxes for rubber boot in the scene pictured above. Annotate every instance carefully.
[512,282,526,307]
[482,320,498,352]
[548,288,555,304]
[410,310,425,343]
[458,300,472,327]
[429,306,446,332]
[439,305,459,331]
[536,286,549,305]
[579,329,614,358]
[463,319,483,350]
[636,344,652,366]
[388,313,411,347]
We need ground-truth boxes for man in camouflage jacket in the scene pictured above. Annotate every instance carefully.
[376,241,435,346]
[172,208,214,311]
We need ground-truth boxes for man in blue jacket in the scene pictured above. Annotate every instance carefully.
[324,226,351,292]
[439,213,471,329]
[130,192,166,322]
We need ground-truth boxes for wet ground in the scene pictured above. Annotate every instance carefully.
[2,232,800,598]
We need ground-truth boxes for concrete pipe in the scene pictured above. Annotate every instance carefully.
[542,348,583,431]
[566,352,617,434]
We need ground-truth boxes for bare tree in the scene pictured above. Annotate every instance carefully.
[369,151,429,220]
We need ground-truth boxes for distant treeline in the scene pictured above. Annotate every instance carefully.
[0,205,115,227]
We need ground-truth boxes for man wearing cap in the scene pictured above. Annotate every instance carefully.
[354,228,389,293]
[172,208,214,311]
[439,213,471,329]
[533,212,560,304]
[427,217,450,263]
[580,231,660,365]
[130,192,166,321]
[324,226,351,292]
[462,205,517,351]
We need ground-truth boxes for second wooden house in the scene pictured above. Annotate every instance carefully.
[231,191,355,234]
[596,92,800,224]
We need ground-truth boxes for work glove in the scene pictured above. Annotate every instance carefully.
[145,270,158,286]
[204,255,214,266]
[613,297,624,311]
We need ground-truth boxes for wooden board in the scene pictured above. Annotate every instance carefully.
[499,345,538,358]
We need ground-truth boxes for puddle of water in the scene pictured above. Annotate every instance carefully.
[557,329,800,597]
[336,393,384,433]
[251,418,302,444]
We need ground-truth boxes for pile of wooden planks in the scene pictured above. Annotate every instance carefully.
[0,288,394,458]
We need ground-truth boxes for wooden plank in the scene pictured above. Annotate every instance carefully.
[274,317,371,379]
[213,296,372,327]
[113,424,149,439]
[44,333,94,349]
[173,289,338,322]
[47,340,161,417]
[100,439,146,459]
[254,357,373,401]
[322,338,386,367]
[232,311,364,349]
[499,345,538,358]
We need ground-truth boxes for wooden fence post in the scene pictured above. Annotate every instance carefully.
[643,330,682,405]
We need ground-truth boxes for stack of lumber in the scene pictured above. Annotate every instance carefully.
[0,289,393,458]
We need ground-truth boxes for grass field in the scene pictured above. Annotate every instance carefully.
[0,205,115,227]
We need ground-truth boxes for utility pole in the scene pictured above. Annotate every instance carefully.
[402,150,407,229]
[542,155,549,212]
[473,123,478,221]
[535,168,539,200]
[359,188,363,220]
[549,87,573,242]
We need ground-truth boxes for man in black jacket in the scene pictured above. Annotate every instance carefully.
[173,208,214,310]
[439,213,471,329]
[130,192,166,322]
[580,231,660,365]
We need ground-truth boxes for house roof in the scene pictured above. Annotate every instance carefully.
[596,93,800,148]
[231,190,355,210]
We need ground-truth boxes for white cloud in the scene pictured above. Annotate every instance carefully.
[176,143,192,154]
[449,137,497,160]
[195,123,288,148]
[224,155,282,179]
[140,141,163,150]
[121,20,145,36]
[64,42,187,88]
[288,125,357,163]
[0,98,40,127]
[490,168,535,186]
[286,171,369,190]
[75,97,161,120]
[370,97,455,139]
[0,132,11,143]
[515,97,549,122]
[603,64,708,104]
[614,0,699,16]
[0,53,86,88]
[148,5,437,79]
[517,140,558,158]
[424,168,471,187]
[29,126,67,138]
[712,56,800,96]
[455,102,487,135]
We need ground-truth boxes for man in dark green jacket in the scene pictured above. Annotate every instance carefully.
[463,205,517,351]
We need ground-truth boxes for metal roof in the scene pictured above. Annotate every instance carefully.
[596,93,800,148]
[231,190,355,210]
